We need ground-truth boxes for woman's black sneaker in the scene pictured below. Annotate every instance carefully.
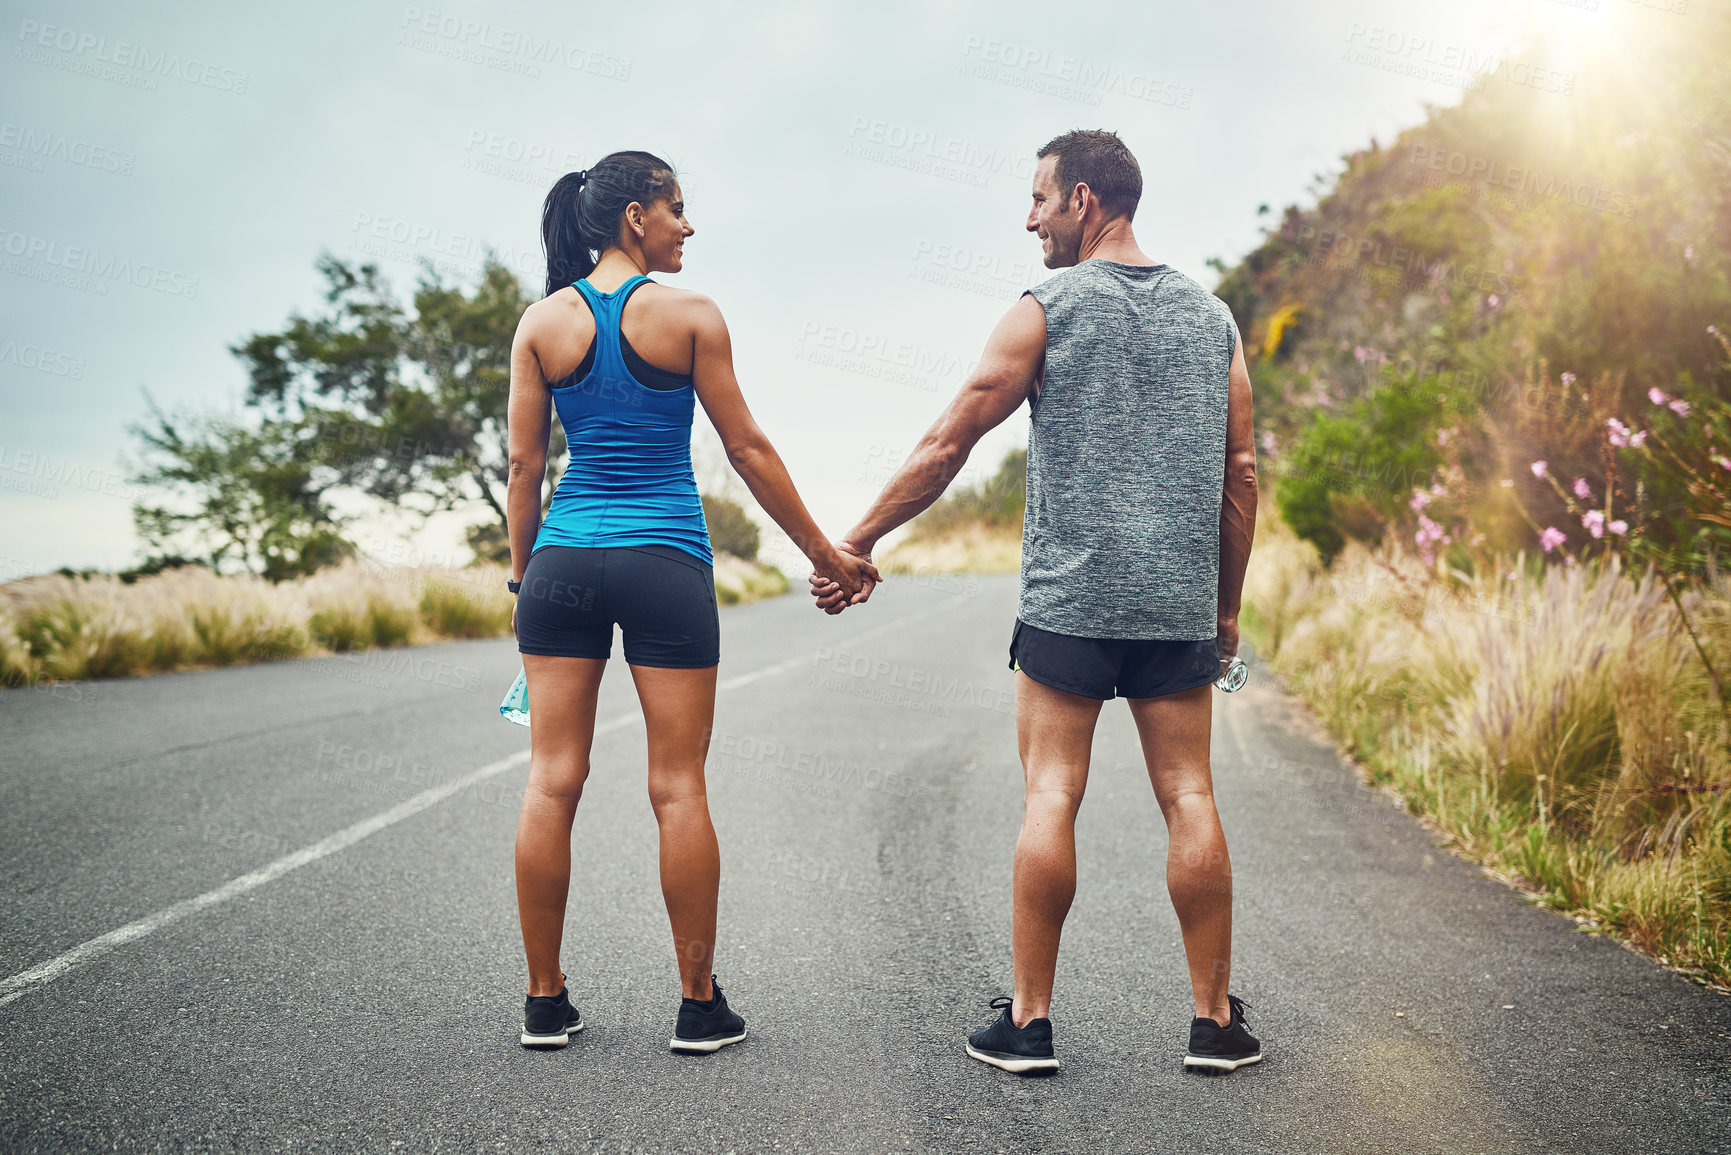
[1184,994,1262,1072]
[520,985,583,1048]
[670,975,748,1053]
[965,996,1059,1074]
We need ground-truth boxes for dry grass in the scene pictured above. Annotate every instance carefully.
[881,525,1023,575]
[1243,510,1731,988]
[712,554,789,605]
[0,553,788,686]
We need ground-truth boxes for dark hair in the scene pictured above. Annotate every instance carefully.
[1035,130,1142,221]
[541,150,678,295]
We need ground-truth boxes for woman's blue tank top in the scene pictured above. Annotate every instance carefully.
[533,276,713,564]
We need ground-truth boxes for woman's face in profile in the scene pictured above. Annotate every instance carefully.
[638,182,694,274]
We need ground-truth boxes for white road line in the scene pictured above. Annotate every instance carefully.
[0,596,966,1008]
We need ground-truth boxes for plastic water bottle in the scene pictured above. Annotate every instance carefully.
[499,667,530,726]
[1215,655,1248,693]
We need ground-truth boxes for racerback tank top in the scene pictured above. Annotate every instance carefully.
[533,276,713,564]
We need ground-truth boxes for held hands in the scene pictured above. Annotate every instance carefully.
[809,541,881,615]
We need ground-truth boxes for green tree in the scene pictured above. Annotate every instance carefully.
[129,399,352,579]
[131,254,556,576]
[233,255,543,531]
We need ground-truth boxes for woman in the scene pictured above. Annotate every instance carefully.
[505,150,876,1052]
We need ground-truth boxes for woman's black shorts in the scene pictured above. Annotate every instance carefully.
[516,544,719,668]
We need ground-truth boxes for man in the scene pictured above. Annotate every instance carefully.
[812,130,1261,1074]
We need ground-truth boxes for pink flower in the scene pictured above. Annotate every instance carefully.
[1415,515,1450,564]
[1572,477,1591,500]
[1670,399,1691,417]
[1409,489,1432,512]
[1582,510,1606,538]
[1685,245,1694,261]
[1561,372,1577,387]
[1354,346,1368,362]
[1260,431,1277,455]
[1531,460,1549,478]
[1713,454,1731,472]
[1488,294,1501,308]
[1607,418,1644,447]
[1649,387,1669,405]
[1630,430,1647,447]
[1431,482,1447,496]
[1608,519,1629,536]
[1540,526,1567,552]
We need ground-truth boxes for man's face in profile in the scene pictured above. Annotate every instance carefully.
[1026,155,1082,269]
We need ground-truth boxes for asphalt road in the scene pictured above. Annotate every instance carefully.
[1,575,1727,1154]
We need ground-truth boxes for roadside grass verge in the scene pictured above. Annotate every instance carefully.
[1,554,786,686]
[1242,511,1731,989]
[882,525,1022,575]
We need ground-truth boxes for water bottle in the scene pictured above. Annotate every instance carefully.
[1215,655,1248,693]
[499,667,530,726]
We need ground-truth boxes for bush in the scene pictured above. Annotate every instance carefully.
[1243,508,1731,986]
[418,577,512,638]
[703,495,761,561]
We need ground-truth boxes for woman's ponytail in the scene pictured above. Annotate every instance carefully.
[540,151,677,297]
[541,169,593,296]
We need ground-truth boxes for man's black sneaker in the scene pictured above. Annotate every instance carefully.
[965,996,1059,1074]
[1184,994,1262,1072]
[670,975,748,1053]
[520,985,583,1049]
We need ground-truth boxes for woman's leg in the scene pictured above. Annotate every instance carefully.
[515,654,607,997]
[628,663,720,1001]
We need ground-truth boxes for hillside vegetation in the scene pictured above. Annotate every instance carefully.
[1220,12,1731,987]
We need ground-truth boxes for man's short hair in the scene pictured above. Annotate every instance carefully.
[1036,130,1142,220]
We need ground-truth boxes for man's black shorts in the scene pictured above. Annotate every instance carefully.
[1008,618,1219,701]
[516,544,719,668]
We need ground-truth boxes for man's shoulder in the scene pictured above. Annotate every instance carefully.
[1026,263,1092,304]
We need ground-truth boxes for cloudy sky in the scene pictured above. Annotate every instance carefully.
[0,0,1616,576]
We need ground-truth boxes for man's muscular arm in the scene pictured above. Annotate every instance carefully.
[812,294,1045,611]
[1215,327,1258,659]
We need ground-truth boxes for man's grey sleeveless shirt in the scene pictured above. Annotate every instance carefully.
[1020,261,1236,640]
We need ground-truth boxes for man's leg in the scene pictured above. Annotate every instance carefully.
[1010,672,1104,1026]
[1126,683,1232,1026]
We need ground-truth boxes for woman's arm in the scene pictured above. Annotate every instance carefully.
[505,310,552,594]
[688,297,877,599]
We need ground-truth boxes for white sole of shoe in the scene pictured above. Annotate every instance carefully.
[965,1044,1060,1074]
[1183,1051,1262,1071]
[520,1022,583,1048]
[669,1027,747,1053]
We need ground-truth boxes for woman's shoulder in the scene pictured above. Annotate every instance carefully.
[637,281,725,331]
